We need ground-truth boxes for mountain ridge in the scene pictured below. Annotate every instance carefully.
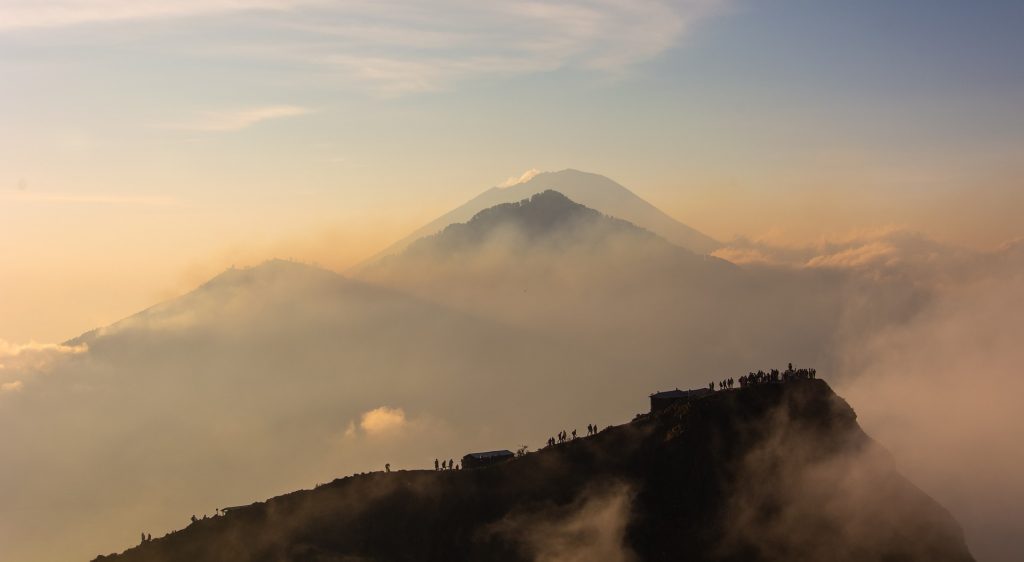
[92,379,974,562]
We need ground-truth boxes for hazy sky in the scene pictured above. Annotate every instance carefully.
[2,0,1023,341]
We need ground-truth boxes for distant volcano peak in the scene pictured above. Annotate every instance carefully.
[400,189,664,258]
[355,170,718,271]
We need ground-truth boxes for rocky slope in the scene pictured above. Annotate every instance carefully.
[94,380,973,562]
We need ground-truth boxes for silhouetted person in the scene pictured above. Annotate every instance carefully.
[141,533,146,545]
[147,533,152,542]
[385,463,391,473]
[449,458,453,471]
[572,429,577,439]
[190,515,197,524]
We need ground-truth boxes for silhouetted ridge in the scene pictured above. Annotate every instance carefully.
[357,169,719,269]
[468,189,596,233]
[94,380,973,562]
[404,189,666,256]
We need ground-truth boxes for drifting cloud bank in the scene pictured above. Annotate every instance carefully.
[839,268,1024,562]
[714,227,1024,561]
[713,228,976,273]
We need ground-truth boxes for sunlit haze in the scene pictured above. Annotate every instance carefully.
[1,2,1022,562]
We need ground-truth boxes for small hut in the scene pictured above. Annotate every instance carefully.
[462,450,514,469]
[649,388,711,412]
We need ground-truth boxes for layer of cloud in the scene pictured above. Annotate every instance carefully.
[3,223,1020,560]
[159,105,312,132]
[712,228,982,280]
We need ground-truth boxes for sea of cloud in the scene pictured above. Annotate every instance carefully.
[0,224,1020,560]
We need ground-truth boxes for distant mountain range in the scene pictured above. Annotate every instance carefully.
[93,380,974,562]
[360,169,719,268]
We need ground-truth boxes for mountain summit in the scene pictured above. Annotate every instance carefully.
[362,169,719,266]
[402,189,667,256]
[94,380,973,562]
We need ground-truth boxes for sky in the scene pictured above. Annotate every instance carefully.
[2,0,1024,342]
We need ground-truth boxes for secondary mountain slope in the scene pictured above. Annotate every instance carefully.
[362,169,719,265]
[95,380,973,562]
[0,259,622,562]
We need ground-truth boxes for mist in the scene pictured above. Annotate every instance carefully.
[0,197,1020,560]
[839,250,1024,562]
[487,481,637,562]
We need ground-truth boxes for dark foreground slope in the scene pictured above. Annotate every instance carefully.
[95,380,973,562]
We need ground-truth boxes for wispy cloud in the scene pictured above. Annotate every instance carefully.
[0,0,309,31]
[2,1,731,95]
[712,228,977,274]
[500,169,542,187]
[160,105,313,132]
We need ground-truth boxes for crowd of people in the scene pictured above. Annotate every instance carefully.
[711,363,817,391]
